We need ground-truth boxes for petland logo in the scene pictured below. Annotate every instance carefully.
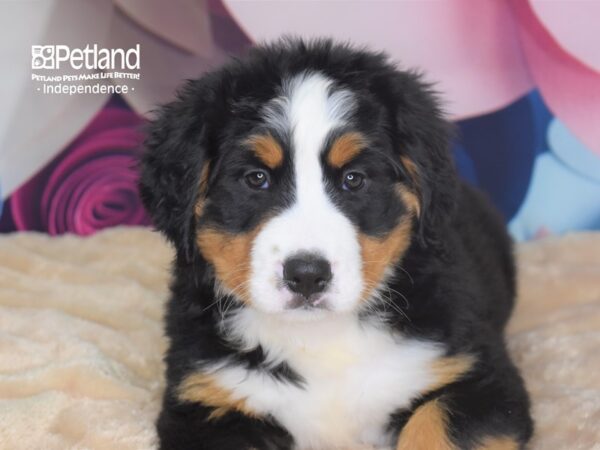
[31,44,141,95]
[32,44,140,70]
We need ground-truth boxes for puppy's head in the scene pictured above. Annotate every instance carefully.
[140,39,456,318]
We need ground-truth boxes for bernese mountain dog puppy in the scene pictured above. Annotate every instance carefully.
[139,38,533,450]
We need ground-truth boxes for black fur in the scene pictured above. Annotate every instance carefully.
[139,38,533,450]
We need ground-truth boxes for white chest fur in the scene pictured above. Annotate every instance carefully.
[214,310,443,450]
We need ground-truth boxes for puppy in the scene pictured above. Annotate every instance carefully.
[139,38,533,450]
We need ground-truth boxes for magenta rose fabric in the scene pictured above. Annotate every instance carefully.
[9,105,150,235]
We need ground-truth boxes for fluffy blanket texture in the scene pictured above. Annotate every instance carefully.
[0,228,598,449]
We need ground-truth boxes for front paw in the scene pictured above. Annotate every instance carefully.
[395,400,455,450]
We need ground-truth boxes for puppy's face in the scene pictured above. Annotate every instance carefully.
[140,42,455,320]
[195,73,419,318]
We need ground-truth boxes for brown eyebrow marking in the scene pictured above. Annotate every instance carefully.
[327,132,367,168]
[247,134,284,169]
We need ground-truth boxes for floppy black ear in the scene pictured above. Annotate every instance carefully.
[392,71,458,244]
[138,81,211,262]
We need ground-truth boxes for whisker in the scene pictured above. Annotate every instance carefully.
[361,280,411,322]
[396,265,414,285]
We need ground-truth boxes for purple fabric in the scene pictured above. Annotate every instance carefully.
[10,107,150,235]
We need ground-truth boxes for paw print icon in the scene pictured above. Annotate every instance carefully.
[31,46,55,69]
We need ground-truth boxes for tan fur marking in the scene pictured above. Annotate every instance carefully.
[327,132,366,168]
[399,156,422,216]
[428,354,475,392]
[477,436,519,450]
[177,372,257,420]
[194,165,211,218]
[397,185,421,218]
[359,218,412,300]
[396,399,456,450]
[400,156,420,185]
[195,200,205,218]
[247,134,284,169]
[196,227,262,303]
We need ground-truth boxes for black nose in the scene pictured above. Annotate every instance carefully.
[283,254,332,298]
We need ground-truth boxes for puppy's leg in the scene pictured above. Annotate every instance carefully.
[393,360,532,450]
[157,395,292,450]
[394,398,456,450]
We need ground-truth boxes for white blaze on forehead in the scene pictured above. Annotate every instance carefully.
[249,72,365,314]
[287,73,355,213]
[263,72,355,149]
[286,73,355,196]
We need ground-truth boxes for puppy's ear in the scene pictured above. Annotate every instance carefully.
[393,71,458,245]
[138,80,212,262]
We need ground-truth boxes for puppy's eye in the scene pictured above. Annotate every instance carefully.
[342,172,365,191]
[245,170,270,189]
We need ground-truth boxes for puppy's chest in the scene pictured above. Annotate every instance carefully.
[217,314,443,449]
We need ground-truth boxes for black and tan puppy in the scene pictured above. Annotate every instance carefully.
[139,38,533,450]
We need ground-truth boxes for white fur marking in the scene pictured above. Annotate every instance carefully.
[215,310,443,449]
[250,73,363,314]
[234,73,436,449]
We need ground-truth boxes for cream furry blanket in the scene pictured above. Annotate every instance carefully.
[0,228,599,449]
